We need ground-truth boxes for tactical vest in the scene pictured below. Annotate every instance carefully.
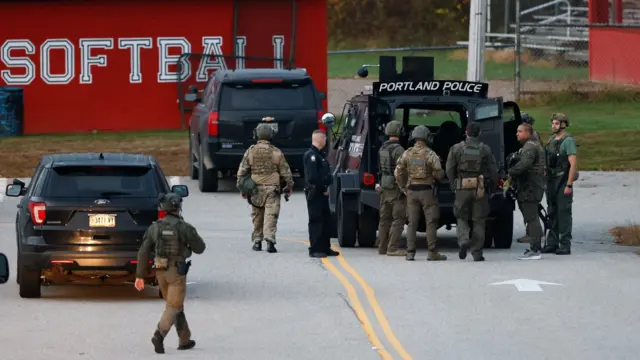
[154,219,182,260]
[406,146,433,184]
[248,142,281,185]
[545,135,572,176]
[457,141,484,178]
[378,141,402,189]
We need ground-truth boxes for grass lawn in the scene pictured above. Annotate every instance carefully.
[328,50,589,81]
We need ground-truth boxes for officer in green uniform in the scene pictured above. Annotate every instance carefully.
[508,123,546,260]
[543,113,578,255]
[134,193,207,354]
[375,120,407,256]
[446,122,498,262]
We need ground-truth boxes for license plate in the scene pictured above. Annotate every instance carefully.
[89,214,116,227]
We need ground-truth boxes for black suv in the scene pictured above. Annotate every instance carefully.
[5,153,189,298]
[184,68,328,192]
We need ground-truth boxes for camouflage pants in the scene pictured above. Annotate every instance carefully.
[156,266,192,346]
[517,200,543,250]
[454,189,489,255]
[251,186,281,243]
[377,189,407,254]
[406,189,439,252]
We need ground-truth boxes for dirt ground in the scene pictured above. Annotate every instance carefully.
[0,78,609,178]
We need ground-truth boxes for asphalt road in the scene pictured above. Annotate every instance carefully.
[1,172,639,360]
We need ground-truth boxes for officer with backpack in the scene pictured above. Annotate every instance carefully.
[446,122,498,262]
[134,192,207,354]
[375,120,407,256]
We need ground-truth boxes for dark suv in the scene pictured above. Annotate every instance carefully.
[5,153,189,298]
[185,68,328,192]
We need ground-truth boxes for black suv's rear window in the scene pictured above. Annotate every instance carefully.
[219,81,316,111]
[43,166,158,198]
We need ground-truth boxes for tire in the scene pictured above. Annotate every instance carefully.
[198,146,218,192]
[337,196,357,248]
[357,207,378,248]
[19,263,42,299]
[492,209,514,249]
[189,139,198,180]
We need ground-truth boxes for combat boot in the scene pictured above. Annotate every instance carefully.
[555,246,571,255]
[151,329,165,354]
[458,242,469,260]
[266,241,277,253]
[252,242,262,251]
[427,251,447,261]
[387,250,407,257]
[405,251,416,261]
[541,245,557,254]
[175,311,195,351]
[472,252,485,262]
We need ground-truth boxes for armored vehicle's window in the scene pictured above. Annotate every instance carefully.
[219,80,316,111]
[395,108,462,127]
[475,103,500,120]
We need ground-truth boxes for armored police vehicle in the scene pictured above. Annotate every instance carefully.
[326,55,524,249]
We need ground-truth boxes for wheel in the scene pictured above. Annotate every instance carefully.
[189,139,198,180]
[337,195,357,247]
[491,209,514,249]
[18,262,42,298]
[357,207,378,248]
[198,146,218,192]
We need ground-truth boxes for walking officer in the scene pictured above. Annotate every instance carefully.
[134,192,206,354]
[445,122,498,262]
[543,113,578,255]
[376,120,407,256]
[304,129,340,258]
[508,122,546,260]
[395,125,447,262]
[237,122,294,253]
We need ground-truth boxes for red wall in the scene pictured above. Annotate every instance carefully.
[0,0,328,135]
[589,28,640,85]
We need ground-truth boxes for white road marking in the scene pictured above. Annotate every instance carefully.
[490,278,562,292]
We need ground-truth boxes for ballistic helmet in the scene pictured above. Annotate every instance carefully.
[410,125,431,142]
[551,113,569,127]
[384,120,402,137]
[521,112,535,125]
[255,123,275,140]
[158,193,182,212]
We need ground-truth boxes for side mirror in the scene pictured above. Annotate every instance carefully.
[357,66,369,78]
[0,253,9,284]
[185,85,201,103]
[321,113,337,128]
[171,184,189,198]
[5,183,24,197]
[318,92,327,101]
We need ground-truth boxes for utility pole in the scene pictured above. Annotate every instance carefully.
[467,0,488,82]
[514,0,521,101]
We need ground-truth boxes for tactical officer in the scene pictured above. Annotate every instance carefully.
[375,120,407,256]
[395,125,447,261]
[543,113,578,255]
[304,130,340,258]
[445,122,498,262]
[237,123,294,253]
[508,123,546,260]
[134,193,206,354]
[521,112,542,146]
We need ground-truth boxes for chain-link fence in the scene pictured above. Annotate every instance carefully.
[327,0,640,105]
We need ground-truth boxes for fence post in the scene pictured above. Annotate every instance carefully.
[514,0,521,101]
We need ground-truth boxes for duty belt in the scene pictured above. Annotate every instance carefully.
[408,184,433,191]
[548,170,565,179]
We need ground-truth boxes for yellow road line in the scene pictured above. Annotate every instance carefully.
[282,238,393,359]
[336,255,413,360]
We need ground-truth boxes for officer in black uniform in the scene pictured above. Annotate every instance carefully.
[304,129,340,258]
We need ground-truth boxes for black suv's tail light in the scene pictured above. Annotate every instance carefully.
[28,201,46,225]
